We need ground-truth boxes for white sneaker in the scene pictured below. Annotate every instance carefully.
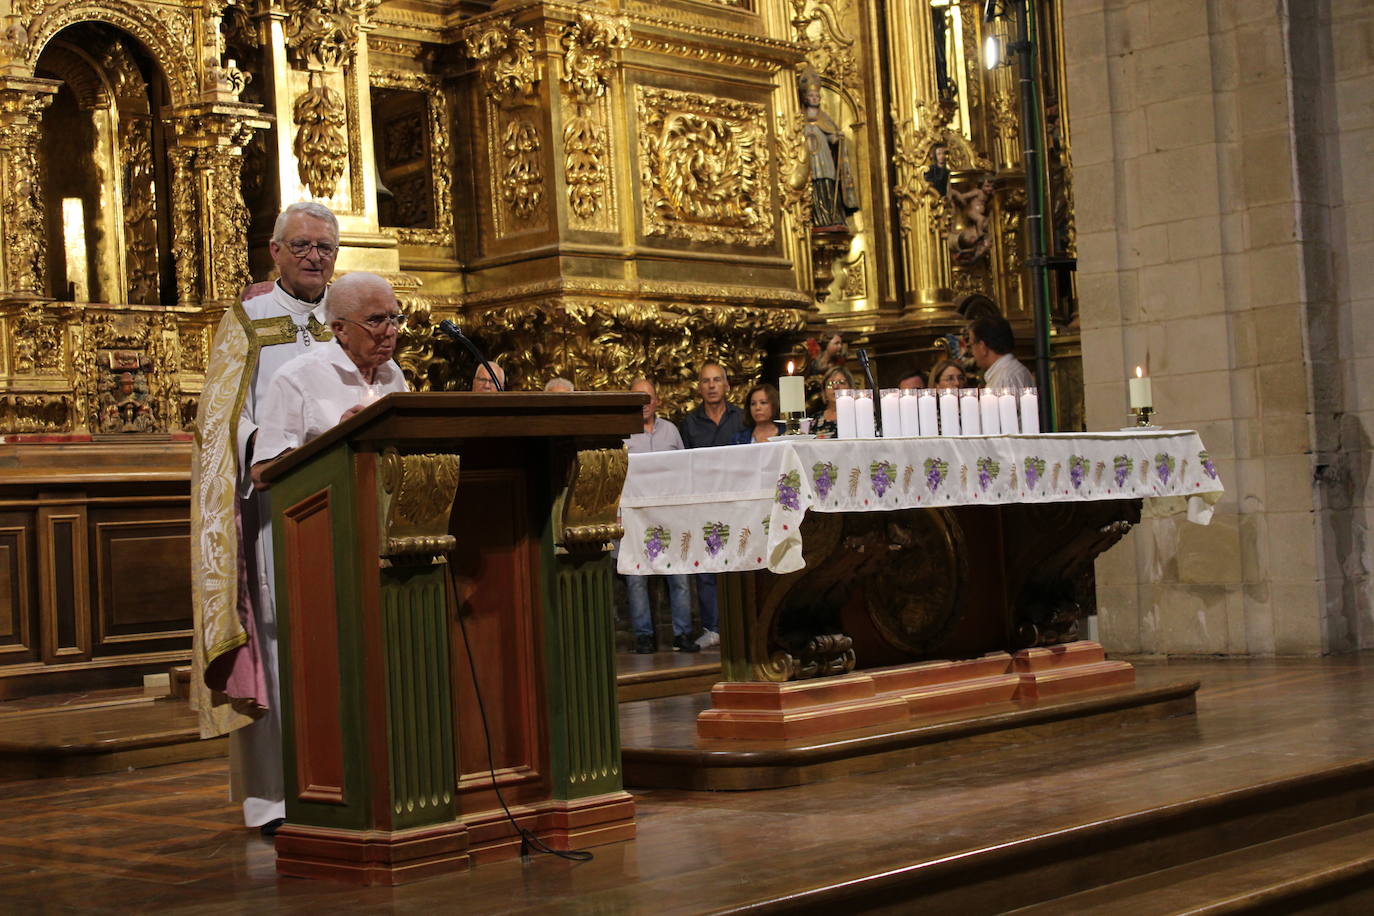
[696,629,720,649]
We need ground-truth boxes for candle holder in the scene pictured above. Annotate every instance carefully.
[783,410,804,435]
[1130,405,1155,428]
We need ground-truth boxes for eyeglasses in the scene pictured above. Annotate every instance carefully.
[826,378,849,388]
[284,239,338,259]
[338,313,405,334]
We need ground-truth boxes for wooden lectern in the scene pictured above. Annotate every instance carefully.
[259,392,643,885]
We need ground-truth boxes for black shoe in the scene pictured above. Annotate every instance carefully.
[673,634,701,653]
[260,817,285,838]
[634,635,656,654]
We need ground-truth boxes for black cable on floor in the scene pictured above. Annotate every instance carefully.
[448,564,594,865]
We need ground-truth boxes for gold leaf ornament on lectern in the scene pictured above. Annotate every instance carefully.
[559,448,628,549]
[378,449,461,563]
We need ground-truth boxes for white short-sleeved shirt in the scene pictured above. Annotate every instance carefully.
[255,342,408,462]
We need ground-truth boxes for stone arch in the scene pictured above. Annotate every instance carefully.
[25,0,198,106]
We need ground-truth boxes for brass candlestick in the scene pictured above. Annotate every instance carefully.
[1131,405,1155,427]
[784,410,803,435]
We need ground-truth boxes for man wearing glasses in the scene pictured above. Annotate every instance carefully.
[190,201,348,838]
[251,272,408,479]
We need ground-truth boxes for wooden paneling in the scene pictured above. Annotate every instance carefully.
[282,488,347,806]
[449,467,547,812]
[91,513,192,646]
[0,516,35,661]
[37,505,89,663]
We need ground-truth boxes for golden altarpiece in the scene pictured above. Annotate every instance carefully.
[0,0,1081,694]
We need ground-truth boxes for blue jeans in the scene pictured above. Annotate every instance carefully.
[627,574,693,638]
[696,574,718,632]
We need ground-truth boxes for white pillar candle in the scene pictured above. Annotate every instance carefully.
[938,390,960,436]
[880,388,902,437]
[1020,388,1040,434]
[779,374,805,414]
[979,389,1001,436]
[900,390,922,437]
[918,390,940,437]
[835,390,857,439]
[1129,368,1152,408]
[959,388,981,436]
[998,389,1019,435]
[854,389,876,438]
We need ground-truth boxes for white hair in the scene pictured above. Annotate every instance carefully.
[272,201,339,243]
[324,272,394,323]
[544,377,574,392]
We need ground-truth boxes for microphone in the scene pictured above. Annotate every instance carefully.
[437,320,503,392]
[856,348,882,436]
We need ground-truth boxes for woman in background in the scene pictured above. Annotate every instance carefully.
[810,366,856,439]
[929,359,967,390]
[734,383,784,444]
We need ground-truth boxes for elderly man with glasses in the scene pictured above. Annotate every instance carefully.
[190,201,363,838]
[251,272,408,481]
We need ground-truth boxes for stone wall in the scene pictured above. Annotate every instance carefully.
[1062,0,1373,654]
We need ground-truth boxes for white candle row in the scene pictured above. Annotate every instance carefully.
[832,387,1040,438]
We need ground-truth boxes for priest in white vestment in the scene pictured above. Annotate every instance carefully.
[189,201,340,834]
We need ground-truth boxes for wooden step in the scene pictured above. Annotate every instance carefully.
[0,692,226,781]
[1007,812,1374,915]
[729,757,1374,913]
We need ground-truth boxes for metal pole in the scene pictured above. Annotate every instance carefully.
[1013,0,1056,431]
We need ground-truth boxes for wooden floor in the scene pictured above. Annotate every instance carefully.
[2,656,1374,913]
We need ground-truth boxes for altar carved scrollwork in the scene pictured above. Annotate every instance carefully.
[558,448,628,552]
[464,18,538,108]
[283,0,382,72]
[466,18,546,233]
[292,79,347,199]
[378,448,461,565]
[636,87,773,247]
[560,12,628,226]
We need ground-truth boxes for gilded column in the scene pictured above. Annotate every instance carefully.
[0,76,58,299]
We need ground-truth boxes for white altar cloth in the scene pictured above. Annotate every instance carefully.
[617,429,1224,576]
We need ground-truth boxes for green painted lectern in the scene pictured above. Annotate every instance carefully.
[260,391,641,885]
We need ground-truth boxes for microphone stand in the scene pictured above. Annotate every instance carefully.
[438,319,503,392]
[857,348,881,436]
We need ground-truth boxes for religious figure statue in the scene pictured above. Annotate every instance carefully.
[798,68,859,231]
[924,143,951,197]
[947,173,995,265]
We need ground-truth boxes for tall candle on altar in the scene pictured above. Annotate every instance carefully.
[779,361,805,415]
[997,388,1019,435]
[959,388,981,435]
[918,389,939,436]
[1020,387,1040,434]
[1129,366,1152,408]
[938,389,959,435]
[880,388,902,437]
[900,389,922,437]
[835,389,858,439]
[979,389,1001,436]
[854,389,876,438]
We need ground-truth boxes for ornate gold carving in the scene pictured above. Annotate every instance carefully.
[500,118,544,221]
[378,448,461,564]
[775,110,813,234]
[463,18,538,107]
[464,299,805,414]
[560,12,628,225]
[0,80,56,295]
[13,304,63,373]
[0,394,72,432]
[636,87,773,247]
[293,79,347,199]
[283,0,382,72]
[118,112,158,305]
[839,249,866,300]
[168,148,200,304]
[371,70,454,248]
[558,447,628,550]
